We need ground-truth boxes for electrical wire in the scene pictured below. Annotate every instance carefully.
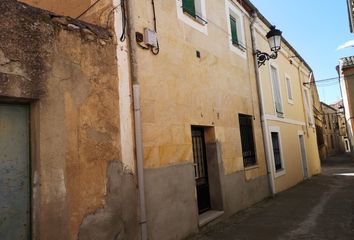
[105,4,121,28]
[304,73,354,85]
[76,0,103,19]
[119,0,127,42]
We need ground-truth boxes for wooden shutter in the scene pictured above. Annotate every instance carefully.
[230,16,239,45]
[271,66,283,115]
[182,0,196,17]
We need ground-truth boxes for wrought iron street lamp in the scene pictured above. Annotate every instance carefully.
[256,26,282,67]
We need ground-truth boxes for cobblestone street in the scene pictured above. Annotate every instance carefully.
[187,154,354,240]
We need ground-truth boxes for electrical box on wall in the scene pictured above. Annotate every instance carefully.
[144,28,158,48]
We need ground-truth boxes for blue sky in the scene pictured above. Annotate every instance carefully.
[250,0,354,104]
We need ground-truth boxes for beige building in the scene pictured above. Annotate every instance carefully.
[7,0,321,239]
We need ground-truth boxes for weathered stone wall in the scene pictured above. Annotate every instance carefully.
[0,1,138,239]
[19,0,113,27]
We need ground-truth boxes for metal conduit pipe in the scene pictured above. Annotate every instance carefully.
[250,12,276,196]
[124,0,148,239]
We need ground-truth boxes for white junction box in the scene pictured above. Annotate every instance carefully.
[144,28,158,48]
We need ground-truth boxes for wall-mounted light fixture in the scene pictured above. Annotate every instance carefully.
[256,26,282,67]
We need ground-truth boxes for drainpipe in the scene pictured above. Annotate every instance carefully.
[250,12,276,196]
[125,1,148,239]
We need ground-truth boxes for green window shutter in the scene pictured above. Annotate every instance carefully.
[230,16,239,45]
[183,0,196,17]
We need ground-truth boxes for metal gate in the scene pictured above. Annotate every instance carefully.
[0,104,30,240]
[191,127,211,214]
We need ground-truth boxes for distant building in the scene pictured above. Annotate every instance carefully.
[321,102,343,156]
[338,57,354,153]
[330,100,350,153]
[347,0,354,33]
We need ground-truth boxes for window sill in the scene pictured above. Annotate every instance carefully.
[244,165,259,171]
[276,112,284,118]
[232,43,246,52]
[274,169,286,178]
[198,210,224,227]
[183,11,207,26]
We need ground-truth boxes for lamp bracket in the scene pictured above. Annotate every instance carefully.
[256,50,278,67]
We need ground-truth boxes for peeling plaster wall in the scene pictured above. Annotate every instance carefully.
[0,1,138,239]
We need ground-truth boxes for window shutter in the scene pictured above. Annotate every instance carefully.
[286,78,293,100]
[271,66,283,114]
[230,16,239,45]
[182,0,196,17]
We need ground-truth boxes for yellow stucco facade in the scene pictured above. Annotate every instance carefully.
[255,20,321,193]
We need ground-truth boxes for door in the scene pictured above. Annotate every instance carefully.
[191,127,211,214]
[0,104,30,240]
[299,134,308,179]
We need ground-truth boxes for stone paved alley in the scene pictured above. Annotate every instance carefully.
[187,154,354,240]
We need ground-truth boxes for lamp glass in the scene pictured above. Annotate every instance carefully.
[268,35,281,52]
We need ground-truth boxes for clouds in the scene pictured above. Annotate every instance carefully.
[337,40,354,50]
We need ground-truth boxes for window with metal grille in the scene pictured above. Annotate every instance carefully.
[271,132,283,171]
[239,114,256,167]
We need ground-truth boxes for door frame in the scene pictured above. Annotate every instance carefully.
[191,126,211,214]
[298,131,309,179]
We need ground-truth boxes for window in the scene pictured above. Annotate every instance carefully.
[229,15,245,50]
[182,0,196,17]
[230,16,238,45]
[177,0,207,34]
[271,132,284,172]
[239,114,256,167]
[285,76,293,103]
[225,0,246,57]
[181,0,207,24]
[270,65,283,117]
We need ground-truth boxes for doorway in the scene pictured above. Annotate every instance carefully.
[0,104,30,239]
[191,127,211,214]
[299,134,308,179]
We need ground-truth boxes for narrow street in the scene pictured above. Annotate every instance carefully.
[187,154,354,240]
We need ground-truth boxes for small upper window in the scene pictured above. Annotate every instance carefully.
[177,0,208,34]
[285,76,293,103]
[229,15,245,50]
[181,0,207,24]
[225,0,246,58]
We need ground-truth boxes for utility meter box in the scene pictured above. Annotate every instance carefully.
[144,28,158,48]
